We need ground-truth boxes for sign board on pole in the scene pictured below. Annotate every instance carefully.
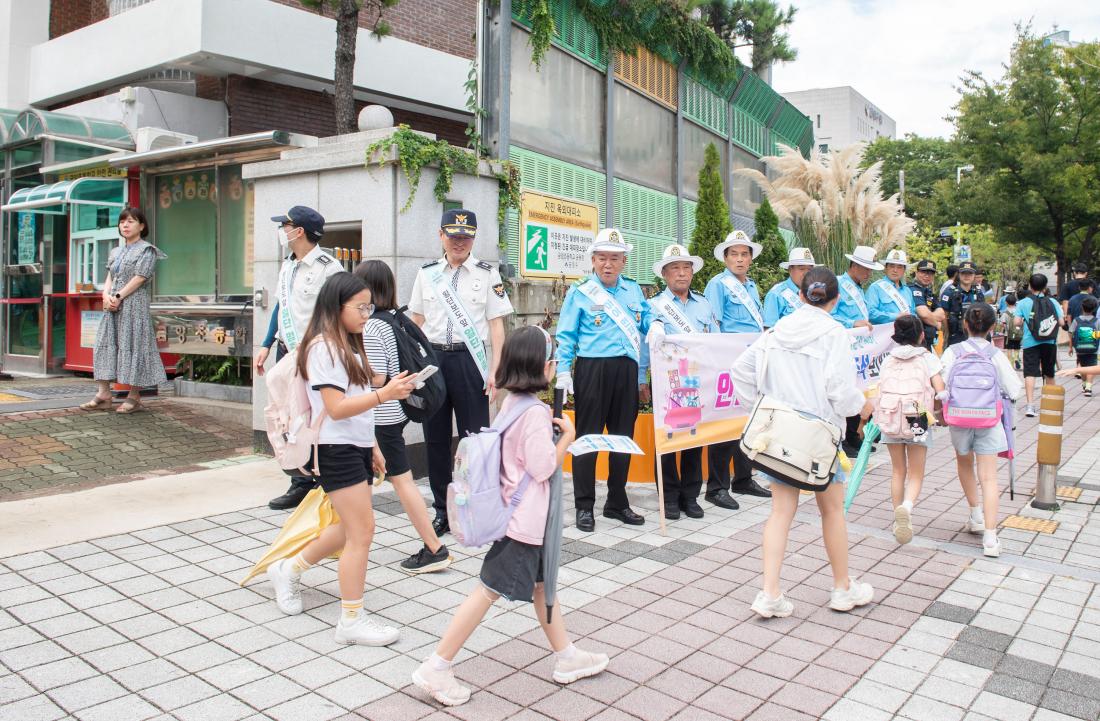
[519,191,598,280]
[17,213,36,264]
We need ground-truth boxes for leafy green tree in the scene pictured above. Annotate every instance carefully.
[953,27,1100,283]
[751,197,787,292]
[863,134,964,226]
[300,0,401,134]
[693,0,797,75]
[689,143,733,293]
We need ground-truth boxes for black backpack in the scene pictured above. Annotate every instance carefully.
[369,307,445,422]
[1028,295,1060,341]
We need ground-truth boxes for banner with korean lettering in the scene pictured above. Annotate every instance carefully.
[650,324,894,455]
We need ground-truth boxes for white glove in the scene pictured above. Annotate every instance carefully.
[646,321,666,344]
[555,371,574,395]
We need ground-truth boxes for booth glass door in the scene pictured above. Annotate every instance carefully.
[2,211,65,374]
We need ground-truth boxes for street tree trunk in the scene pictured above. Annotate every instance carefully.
[333,0,360,134]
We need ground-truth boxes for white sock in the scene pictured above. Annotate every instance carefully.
[555,643,578,661]
[984,530,998,545]
[340,598,363,623]
[901,500,913,512]
[289,552,311,577]
[969,506,983,521]
[428,653,452,671]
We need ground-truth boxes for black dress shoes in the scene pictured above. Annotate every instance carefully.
[603,506,645,525]
[680,498,705,519]
[664,503,681,521]
[730,478,772,498]
[576,509,596,532]
[705,489,740,510]
[268,485,309,510]
[431,514,450,536]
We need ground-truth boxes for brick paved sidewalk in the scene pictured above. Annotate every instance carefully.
[0,402,253,499]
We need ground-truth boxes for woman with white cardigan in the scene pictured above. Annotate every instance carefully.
[730,266,875,619]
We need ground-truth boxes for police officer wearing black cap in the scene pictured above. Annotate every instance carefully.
[257,206,341,510]
[910,259,946,352]
[940,261,985,348]
[409,209,514,535]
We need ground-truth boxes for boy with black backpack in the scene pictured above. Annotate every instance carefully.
[1014,274,1063,417]
[1070,295,1099,397]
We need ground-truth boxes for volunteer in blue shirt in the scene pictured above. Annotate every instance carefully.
[556,228,652,532]
[833,245,882,455]
[648,244,717,521]
[704,230,771,507]
[866,248,917,325]
[763,247,816,328]
[1014,272,1064,417]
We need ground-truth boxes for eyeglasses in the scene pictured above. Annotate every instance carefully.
[344,302,375,317]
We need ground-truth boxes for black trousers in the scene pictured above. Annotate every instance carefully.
[277,342,320,494]
[661,447,703,505]
[845,416,861,447]
[572,356,639,512]
[705,439,752,495]
[424,348,490,515]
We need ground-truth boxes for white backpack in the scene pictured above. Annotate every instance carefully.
[874,354,934,439]
[263,346,326,478]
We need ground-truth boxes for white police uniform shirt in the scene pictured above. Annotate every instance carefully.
[277,244,342,343]
[408,255,514,344]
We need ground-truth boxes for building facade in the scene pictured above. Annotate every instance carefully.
[780,86,894,154]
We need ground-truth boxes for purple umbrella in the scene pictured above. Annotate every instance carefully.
[999,398,1016,500]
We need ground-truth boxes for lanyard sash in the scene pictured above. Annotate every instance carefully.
[780,285,803,312]
[427,266,490,381]
[577,279,641,357]
[720,274,764,330]
[278,260,301,350]
[877,279,910,314]
[649,294,699,334]
[841,276,869,320]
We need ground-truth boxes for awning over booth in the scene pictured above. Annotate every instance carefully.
[1,177,127,215]
[6,108,132,147]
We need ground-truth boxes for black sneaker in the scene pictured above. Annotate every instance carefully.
[400,544,452,574]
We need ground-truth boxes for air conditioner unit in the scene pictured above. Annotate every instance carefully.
[134,127,198,153]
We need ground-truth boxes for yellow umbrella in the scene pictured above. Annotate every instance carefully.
[239,488,341,586]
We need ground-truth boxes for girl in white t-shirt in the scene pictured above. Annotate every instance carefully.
[878,315,945,545]
[266,272,417,646]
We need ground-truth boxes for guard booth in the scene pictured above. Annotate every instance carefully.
[0,109,135,375]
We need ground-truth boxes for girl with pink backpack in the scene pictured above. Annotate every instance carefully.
[413,326,608,707]
[874,316,945,545]
[940,304,1024,557]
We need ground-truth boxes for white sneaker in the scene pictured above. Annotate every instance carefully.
[750,591,795,619]
[333,615,399,646]
[983,536,1001,558]
[412,660,471,706]
[266,559,303,615]
[893,505,913,545]
[1025,405,1037,417]
[829,578,874,612]
[552,647,609,684]
[966,513,985,534]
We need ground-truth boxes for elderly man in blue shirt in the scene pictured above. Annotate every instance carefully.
[648,244,718,520]
[833,244,883,455]
[556,228,652,532]
[703,230,772,507]
[763,247,816,328]
[866,248,917,324]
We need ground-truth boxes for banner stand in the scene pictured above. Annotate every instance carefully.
[654,453,667,536]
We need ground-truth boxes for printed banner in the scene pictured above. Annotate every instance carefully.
[650,324,894,454]
[568,434,645,457]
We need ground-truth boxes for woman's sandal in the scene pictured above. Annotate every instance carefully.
[79,396,113,411]
[116,398,143,414]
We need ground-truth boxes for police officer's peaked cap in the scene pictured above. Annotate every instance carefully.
[915,259,937,273]
[271,206,325,240]
[958,261,978,274]
[441,209,477,237]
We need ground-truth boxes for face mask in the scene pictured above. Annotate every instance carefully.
[277,227,292,250]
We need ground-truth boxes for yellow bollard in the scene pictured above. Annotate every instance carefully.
[1033,384,1064,510]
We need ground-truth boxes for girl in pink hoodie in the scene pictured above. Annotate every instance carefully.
[413,326,608,707]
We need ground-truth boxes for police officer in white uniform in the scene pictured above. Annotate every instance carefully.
[409,209,514,536]
[258,206,342,510]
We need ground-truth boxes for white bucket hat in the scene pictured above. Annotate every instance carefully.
[653,243,703,277]
[713,230,762,262]
[588,227,633,255]
[779,247,816,269]
[845,245,885,271]
[882,248,910,267]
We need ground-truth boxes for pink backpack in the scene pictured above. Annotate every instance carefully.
[263,346,326,477]
[874,353,934,439]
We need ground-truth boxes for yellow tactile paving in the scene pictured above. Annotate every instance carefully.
[0,393,29,403]
[1000,515,1059,534]
[1056,486,1083,501]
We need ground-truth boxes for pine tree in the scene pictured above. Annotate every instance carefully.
[751,196,788,292]
[689,143,733,293]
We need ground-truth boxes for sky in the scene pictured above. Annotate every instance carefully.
[768,0,1100,139]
